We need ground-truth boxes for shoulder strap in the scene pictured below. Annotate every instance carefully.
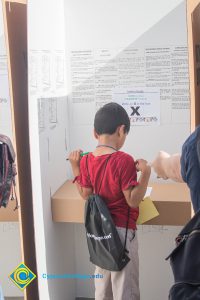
[86,154,112,194]
[123,207,130,256]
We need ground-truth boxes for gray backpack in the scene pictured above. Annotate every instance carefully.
[0,134,19,210]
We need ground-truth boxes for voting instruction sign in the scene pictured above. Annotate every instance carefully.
[113,88,160,126]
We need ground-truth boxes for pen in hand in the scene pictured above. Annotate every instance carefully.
[66,152,90,161]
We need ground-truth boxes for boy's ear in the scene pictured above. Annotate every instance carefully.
[118,125,126,136]
[93,129,99,139]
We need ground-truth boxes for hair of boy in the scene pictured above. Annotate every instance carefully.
[94,102,130,135]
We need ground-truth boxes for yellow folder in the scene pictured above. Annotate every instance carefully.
[137,197,159,225]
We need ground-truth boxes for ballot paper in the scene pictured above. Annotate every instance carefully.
[137,187,159,225]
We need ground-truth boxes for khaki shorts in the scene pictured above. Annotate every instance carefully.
[94,227,140,300]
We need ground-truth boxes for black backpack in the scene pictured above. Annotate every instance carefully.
[166,209,200,299]
[0,134,18,210]
[84,154,130,271]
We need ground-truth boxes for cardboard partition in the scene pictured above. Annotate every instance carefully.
[0,201,18,221]
[52,180,191,226]
[145,183,191,225]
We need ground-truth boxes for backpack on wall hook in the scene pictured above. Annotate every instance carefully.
[0,134,19,210]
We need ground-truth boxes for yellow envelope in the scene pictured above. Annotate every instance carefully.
[137,197,159,225]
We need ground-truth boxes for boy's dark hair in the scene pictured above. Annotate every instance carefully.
[94,102,130,135]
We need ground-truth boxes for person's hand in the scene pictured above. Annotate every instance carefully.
[150,151,183,182]
[135,159,151,174]
[68,149,83,175]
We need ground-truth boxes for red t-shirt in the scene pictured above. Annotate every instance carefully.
[76,151,139,230]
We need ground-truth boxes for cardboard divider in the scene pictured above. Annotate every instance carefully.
[0,201,18,221]
[52,180,191,226]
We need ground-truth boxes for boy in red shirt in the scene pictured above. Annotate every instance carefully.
[69,102,151,300]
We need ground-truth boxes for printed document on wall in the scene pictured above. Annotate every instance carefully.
[113,88,160,126]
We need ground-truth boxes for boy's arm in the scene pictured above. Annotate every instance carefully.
[123,159,151,208]
[69,150,93,200]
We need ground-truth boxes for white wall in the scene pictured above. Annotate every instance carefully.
[64,0,190,163]
[0,0,12,138]
[0,3,22,298]
[28,0,75,299]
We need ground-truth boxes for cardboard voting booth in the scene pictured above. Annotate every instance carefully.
[52,181,191,225]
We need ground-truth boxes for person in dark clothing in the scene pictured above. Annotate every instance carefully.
[180,125,200,213]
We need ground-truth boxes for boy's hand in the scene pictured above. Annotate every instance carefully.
[135,159,151,173]
[68,150,83,176]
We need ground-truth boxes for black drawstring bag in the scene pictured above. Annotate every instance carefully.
[166,209,200,299]
[84,154,130,271]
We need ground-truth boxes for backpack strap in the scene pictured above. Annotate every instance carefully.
[123,207,130,257]
[11,171,19,211]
